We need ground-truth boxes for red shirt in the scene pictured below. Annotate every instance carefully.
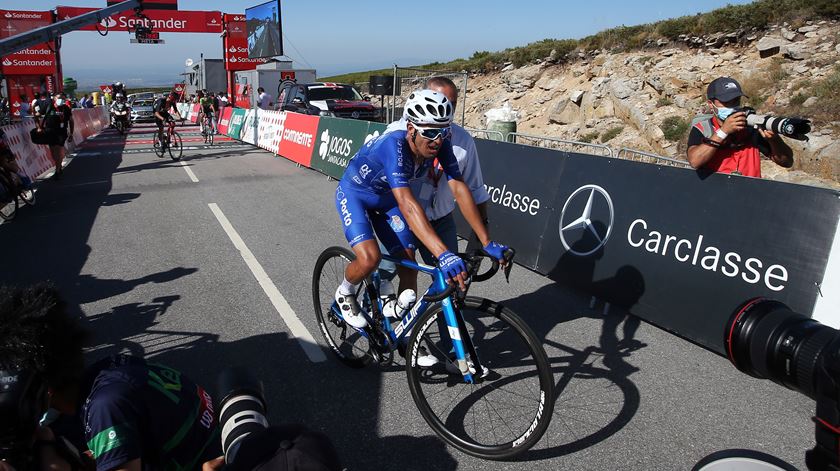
[689,116,770,178]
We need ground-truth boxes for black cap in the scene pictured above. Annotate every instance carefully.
[226,425,342,471]
[707,77,747,102]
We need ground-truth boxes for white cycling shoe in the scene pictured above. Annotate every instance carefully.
[335,287,368,329]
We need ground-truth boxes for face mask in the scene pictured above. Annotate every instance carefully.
[716,106,736,121]
[55,99,65,106]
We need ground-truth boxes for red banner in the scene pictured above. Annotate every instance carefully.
[278,112,319,167]
[234,83,250,108]
[223,13,268,71]
[216,107,233,135]
[56,7,223,33]
[0,11,58,78]
[107,0,178,10]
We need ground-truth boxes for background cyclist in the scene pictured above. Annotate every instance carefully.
[333,89,508,330]
[153,93,181,149]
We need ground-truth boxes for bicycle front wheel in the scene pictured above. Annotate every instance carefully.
[312,246,374,368]
[168,132,183,161]
[406,296,554,460]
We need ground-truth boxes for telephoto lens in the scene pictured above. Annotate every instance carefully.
[217,367,270,465]
[725,298,840,400]
[744,111,811,140]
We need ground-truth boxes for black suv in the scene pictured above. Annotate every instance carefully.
[278,82,383,122]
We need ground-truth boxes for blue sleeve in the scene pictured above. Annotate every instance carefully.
[439,141,462,181]
[84,384,142,471]
[383,137,412,190]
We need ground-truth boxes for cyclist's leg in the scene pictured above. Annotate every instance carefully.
[156,119,165,144]
[335,185,380,328]
[370,201,418,296]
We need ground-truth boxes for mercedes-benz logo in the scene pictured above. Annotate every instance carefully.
[559,184,614,256]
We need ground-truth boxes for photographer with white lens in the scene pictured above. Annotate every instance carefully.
[686,76,794,177]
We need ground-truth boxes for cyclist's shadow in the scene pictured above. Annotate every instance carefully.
[489,240,646,461]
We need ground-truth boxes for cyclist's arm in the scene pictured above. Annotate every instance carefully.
[448,178,490,247]
[392,186,448,258]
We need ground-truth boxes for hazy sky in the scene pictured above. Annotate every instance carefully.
[2,0,755,81]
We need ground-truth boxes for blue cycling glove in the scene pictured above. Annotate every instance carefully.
[484,241,509,261]
[437,251,467,280]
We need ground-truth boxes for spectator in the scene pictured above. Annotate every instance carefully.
[84,94,95,108]
[218,92,229,109]
[257,87,273,110]
[30,92,41,117]
[18,94,30,119]
[686,76,793,177]
[36,92,74,180]
[0,284,222,471]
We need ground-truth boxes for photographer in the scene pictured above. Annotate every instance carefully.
[686,77,793,177]
[0,285,221,471]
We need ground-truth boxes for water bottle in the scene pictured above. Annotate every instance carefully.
[394,289,416,319]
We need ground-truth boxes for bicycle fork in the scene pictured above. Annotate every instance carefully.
[434,273,485,383]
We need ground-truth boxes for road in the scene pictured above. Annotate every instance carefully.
[250,21,281,57]
[0,122,814,470]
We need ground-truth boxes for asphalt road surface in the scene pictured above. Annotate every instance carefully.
[0,122,815,470]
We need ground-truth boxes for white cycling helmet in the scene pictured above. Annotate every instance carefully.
[404,89,453,126]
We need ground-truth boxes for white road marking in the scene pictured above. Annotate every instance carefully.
[179,161,199,183]
[208,203,327,362]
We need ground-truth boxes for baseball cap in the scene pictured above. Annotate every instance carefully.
[226,425,342,471]
[707,77,747,102]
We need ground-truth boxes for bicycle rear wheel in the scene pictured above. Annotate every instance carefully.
[168,132,183,161]
[312,246,374,368]
[406,297,554,460]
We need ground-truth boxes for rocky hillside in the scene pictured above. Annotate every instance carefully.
[458,19,840,189]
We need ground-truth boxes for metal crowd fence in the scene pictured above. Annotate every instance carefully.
[389,66,469,125]
[615,147,692,168]
[465,127,695,168]
[507,131,614,157]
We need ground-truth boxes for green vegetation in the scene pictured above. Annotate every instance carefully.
[656,96,673,107]
[779,65,840,128]
[319,0,839,83]
[661,116,690,142]
[600,126,624,143]
[578,131,600,143]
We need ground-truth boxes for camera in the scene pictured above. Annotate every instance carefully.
[739,107,811,141]
[725,298,840,470]
[0,370,47,470]
[216,368,341,471]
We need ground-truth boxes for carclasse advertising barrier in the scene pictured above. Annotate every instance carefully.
[1,107,108,179]
[178,108,840,355]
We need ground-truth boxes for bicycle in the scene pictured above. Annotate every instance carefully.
[312,247,554,460]
[153,119,182,161]
[201,112,214,146]
[0,169,35,221]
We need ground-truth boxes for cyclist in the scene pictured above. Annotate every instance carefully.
[334,89,508,329]
[199,91,215,135]
[153,92,181,150]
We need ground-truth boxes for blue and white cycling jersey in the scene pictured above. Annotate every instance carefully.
[335,130,462,251]
[340,130,462,197]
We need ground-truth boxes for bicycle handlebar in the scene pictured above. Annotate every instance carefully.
[421,248,516,302]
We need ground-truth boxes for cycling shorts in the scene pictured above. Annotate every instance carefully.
[335,184,415,254]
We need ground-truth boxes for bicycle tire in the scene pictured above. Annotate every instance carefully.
[406,296,554,460]
[153,134,165,158]
[168,132,183,161]
[312,246,374,368]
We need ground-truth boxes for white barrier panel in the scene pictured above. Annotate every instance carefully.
[256,110,286,154]
[241,109,257,145]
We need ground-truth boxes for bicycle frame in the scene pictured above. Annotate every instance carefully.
[333,253,481,383]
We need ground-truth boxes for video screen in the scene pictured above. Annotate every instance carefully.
[245,0,283,59]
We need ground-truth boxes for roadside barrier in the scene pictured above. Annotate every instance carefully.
[212,108,839,355]
[0,107,109,179]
